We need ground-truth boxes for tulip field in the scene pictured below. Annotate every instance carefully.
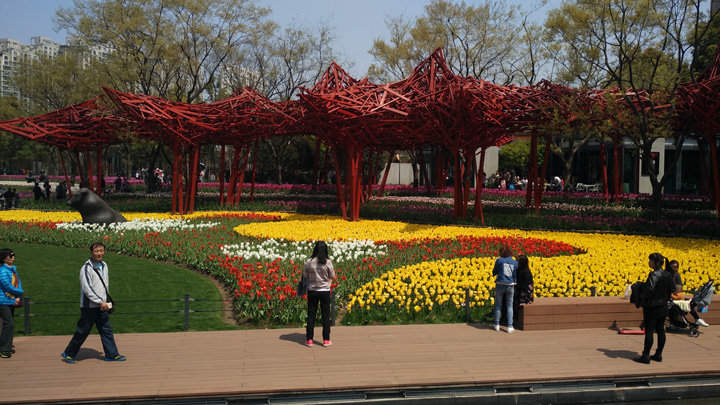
[0,209,717,326]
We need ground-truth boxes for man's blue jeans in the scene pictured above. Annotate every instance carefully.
[64,307,119,358]
[494,284,515,327]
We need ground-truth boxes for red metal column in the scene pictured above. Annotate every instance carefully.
[707,135,720,219]
[171,147,179,214]
[540,134,551,190]
[532,133,542,213]
[418,150,431,192]
[172,146,184,215]
[234,146,251,206]
[219,145,226,205]
[332,147,347,221]
[319,146,331,186]
[250,141,258,202]
[312,139,322,191]
[377,152,393,197]
[58,149,73,198]
[462,151,472,219]
[95,146,103,196]
[187,145,200,214]
[355,151,363,220]
[526,131,538,209]
[612,142,620,203]
[347,145,362,221]
[74,151,82,189]
[85,151,95,193]
[697,137,712,203]
[453,152,461,218]
[226,147,241,206]
[473,148,486,224]
[600,142,609,202]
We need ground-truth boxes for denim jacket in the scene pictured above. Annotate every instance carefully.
[493,256,518,285]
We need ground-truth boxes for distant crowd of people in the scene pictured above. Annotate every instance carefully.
[487,169,528,191]
[487,169,566,192]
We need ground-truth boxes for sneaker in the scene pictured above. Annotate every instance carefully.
[0,351,11,359]
[305,340,313,347]
[650,354,663,362]
[507,326,515,334]
[633,356,650,364]
[322,340,332,347]
[61,352,77,364]
[494,324,500,332]
[104,355,126,362]
[696,318,710,327]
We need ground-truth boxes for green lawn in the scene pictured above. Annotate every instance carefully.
[5,242,238,336]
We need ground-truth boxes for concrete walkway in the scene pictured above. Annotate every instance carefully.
[2,323,720,404]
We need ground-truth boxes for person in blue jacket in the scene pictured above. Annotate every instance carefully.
[0,248,23,358]
[493,245,518,333]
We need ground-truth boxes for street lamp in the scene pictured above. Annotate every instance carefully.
[396,154,401,185]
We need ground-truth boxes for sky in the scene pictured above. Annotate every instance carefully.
[0,0,557,78]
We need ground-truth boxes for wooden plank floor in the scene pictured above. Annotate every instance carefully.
[2,323,720,403]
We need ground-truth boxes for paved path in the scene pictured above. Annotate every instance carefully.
[0,179,80,191]
[2,323,720,403]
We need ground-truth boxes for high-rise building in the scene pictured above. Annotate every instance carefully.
[0,36,114,102]
[0,38,35,101]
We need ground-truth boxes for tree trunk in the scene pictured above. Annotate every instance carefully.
[648,137,686,217]
[145,144,162,193]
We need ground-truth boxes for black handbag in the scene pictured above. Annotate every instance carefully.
[92,266,115,314]
[296,276,308,296]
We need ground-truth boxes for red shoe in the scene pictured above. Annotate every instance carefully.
[305,340,313,347]
[322,340,332,347]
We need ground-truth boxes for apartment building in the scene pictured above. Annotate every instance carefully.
[0,36,113,101]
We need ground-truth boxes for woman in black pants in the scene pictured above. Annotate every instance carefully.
[635,252,673,364]
[303,241,336,348]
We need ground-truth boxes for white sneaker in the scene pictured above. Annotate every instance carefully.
[494,324,500,332]
[696,318,710,327]
[507,326,515,334]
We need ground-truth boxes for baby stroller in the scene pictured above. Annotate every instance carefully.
[667,279,714,338]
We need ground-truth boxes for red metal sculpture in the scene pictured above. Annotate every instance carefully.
[0,45,718,222]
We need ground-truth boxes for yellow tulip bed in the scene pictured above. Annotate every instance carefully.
[233,214,720,315]
[0,210,266,223]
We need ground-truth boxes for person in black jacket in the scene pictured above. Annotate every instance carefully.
[513,255,534,318]
[32,182,43,202]
[634,252,673,364]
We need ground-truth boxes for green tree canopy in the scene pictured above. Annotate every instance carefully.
[55,0,275,103]
[368,0,526,84]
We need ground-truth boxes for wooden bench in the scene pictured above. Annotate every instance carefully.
[515,295,720,331]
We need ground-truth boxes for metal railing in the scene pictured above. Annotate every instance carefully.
[15,288,494,334]
[15,292,339,334]
[16,293,234,334]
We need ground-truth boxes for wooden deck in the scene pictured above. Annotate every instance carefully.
[2,322,720,404]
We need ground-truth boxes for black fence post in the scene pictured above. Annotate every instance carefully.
[184,293,190,331]
[331,292,336,326]
[23,296,30,335]
[465,288,471,323]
